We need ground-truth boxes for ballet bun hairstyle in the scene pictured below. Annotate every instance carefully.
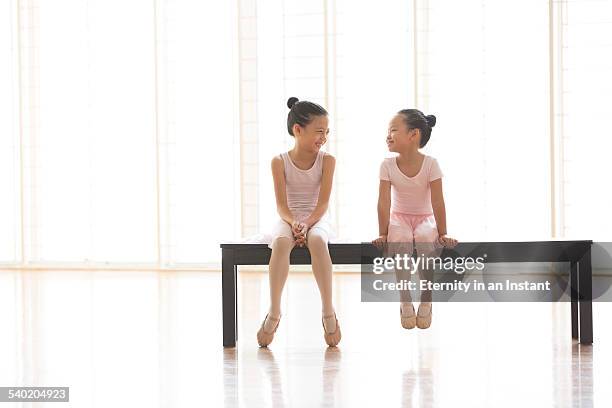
[397,109,437,148]
[286,97,328,136]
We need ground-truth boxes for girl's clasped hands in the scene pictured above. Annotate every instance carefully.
[291,220,309,247]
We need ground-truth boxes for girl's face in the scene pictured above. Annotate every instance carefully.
[386,114,418,152]
[293,115,330,153]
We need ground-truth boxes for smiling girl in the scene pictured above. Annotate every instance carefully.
[373,109,457,330]
[257,97,341,348]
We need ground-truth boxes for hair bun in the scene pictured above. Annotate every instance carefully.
[287,97,299,109]
[425,114,436,128]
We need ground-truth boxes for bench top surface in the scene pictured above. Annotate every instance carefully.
[220,241,592,265]
[221,240,592,249]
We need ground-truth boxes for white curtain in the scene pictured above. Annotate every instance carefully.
[556,0,612,241]
[414,0,552,241]
[0,0,610,267]
[1,0,240,267]
[0,0,19,263]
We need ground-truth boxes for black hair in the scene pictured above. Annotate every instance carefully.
[397,109,437,148]
[286,97,328,136]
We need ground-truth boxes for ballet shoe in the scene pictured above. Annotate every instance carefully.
[322,313,342,347]
[400,303,417,329]
[257,313,281,347]
[416,303,432,329]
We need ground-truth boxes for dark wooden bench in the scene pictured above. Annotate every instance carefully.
[220,240,593,347]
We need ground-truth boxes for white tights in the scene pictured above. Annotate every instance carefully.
[265,229,336,332]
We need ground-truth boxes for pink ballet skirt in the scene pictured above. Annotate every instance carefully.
[387,211,443,255]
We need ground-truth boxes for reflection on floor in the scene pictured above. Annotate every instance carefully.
[0,269,610,407]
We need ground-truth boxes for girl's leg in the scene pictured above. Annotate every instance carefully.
[392,238,418,329]
[413,221,441,329]
[414,219,442,304]
[306,228,337,332]
[265,236,295,332]
[387,222,415,308]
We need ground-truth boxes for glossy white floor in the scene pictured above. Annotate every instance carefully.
[1,269,610,408]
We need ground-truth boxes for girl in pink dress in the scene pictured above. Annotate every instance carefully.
[257,97,340,348]
[373,109,458,330]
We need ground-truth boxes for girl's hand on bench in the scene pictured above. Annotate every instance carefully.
[372,235,387,250]
[438,234,458,248]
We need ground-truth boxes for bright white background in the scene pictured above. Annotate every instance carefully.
[0,0,610,267]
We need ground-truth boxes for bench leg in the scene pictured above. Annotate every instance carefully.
[578,249,593,344]
[222,248,238,347]
[570,261,579,339]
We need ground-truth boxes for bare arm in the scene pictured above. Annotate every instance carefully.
[377,180,391,236]
[430,178,447,236]
[429,178,454,236]
[271,156,295,225]
[431,178,458,247]
[303,154,336,228]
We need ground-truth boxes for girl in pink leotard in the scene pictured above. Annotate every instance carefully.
[373,109,458,330]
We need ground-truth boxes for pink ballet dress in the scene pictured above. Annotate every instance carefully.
[267,149,335,248]
[379,155,444,255]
